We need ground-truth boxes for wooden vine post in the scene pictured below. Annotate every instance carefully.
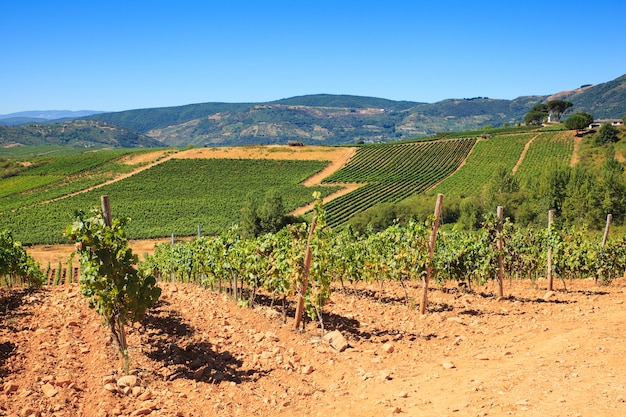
[101,195,113,227]
[496,206,504,299]
[420,193,444,315]
[602,214,612,247]
[294,216,318,330]
[547,209,555,291]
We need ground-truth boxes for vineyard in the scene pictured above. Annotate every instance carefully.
[322,139,475,226]
[140,204,626,317]
[512,130,575,182]
[0,158,338,244]
[0,148,158,212]
[431,133,532,196]
[3,136,626,415]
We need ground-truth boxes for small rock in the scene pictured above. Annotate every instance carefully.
[381,343,394,354]
[117,375,139,388]
[41,383,58,398]
[132,386,144,397]
[20,406,39,417]
[322,330,349,352]
[301,365,314,375]
[104,383,117,393]
[379,369,392,380]
[442,362,456,370]
[4,381,18,393]
[103,375,116,384]
[55,376,72,387]
[130,408,153,416]
[138,390,153,401]
[193,367,205,381]
[391,406,402,414]
[398,391,408,398]
[475,354,489,360]
[265,331,279,342]
[543,291,556,300]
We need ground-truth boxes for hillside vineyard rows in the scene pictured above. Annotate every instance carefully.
[322,139,475,226]
[0,159,337,244]
[0,129,582,243]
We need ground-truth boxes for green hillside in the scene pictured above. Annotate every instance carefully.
[4,74,624,149]
[82,74,625,147]
[554,74,626,119]
[1,121,625,244]
[0,120,163,148]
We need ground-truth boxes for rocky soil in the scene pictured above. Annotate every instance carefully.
[2,277,626,417]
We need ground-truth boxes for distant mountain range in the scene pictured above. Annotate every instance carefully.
[1,74,625,148]
[0,110,105,126]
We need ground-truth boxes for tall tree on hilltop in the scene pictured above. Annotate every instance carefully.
[547,100,573,122]
[524,103,549,125]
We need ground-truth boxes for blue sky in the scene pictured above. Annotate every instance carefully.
[2,0,625,114]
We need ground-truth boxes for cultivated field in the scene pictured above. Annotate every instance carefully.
[2,278,626,416]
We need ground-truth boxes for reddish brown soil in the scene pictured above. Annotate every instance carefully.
[2,277,626,417]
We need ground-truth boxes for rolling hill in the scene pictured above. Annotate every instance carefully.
[3,74,625,148]
[85,74,624,147]
[0,119,163,148]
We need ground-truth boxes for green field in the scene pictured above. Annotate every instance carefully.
[0,158,337,244]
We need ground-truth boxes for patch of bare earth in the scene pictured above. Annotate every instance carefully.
[2,278,626,417]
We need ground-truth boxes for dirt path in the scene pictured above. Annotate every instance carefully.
[571,134,583,166]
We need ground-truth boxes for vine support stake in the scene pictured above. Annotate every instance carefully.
[420,193,443,315]
[547,209,555,291]
[294,216,317,331]
[101,195,112,227]
[602,214,612,247]
[496,206,504,299]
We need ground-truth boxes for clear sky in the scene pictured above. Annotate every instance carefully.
[2,0,625,114]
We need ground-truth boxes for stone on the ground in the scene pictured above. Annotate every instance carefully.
[322,330,349,352]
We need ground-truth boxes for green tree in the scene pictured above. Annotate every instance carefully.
[240,195,261,238]
[458,196,483,230]
[564,112,593,136]
[240,191,299,237]
[595,122,620,145]
[524,103,549,125]
[66,209,161,372]
[547,100,573,122]
[561,165,601,226]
